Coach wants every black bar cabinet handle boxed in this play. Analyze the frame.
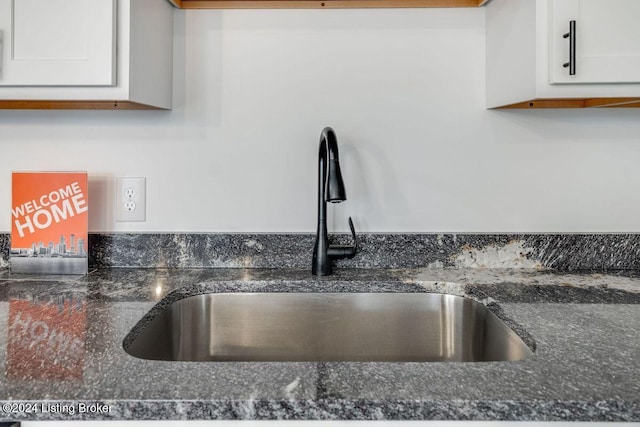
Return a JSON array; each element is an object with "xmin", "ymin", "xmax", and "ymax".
[{"xmin": 563, "ymin": 20, "xmax": 576, "ymax": 76}]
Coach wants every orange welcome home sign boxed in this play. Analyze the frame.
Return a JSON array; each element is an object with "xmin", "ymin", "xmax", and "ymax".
[{"xmin": 11, "ymin": 172, "xmax": 89, "ymax": 274}]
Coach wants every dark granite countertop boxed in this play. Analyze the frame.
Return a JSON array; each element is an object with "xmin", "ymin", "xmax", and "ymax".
[{"xmin": 1, "ymin": 267, "xmax": 640, "ymax": 421}]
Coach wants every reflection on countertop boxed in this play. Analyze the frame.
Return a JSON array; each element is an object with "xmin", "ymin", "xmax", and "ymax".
[{"xmin": 0, "ymin": 267, "xmax": 639, "ymax": 421}]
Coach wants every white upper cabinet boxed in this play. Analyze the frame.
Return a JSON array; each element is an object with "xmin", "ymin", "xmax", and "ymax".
[
  {"xmin": 0, "ymin": 0, "xmax": 174, "ymax": 109},
  {"xmin": 486, "ymin": 0, "xmax": 640, "ymax": 108},
  {"xmin": 0, "ymin": 0, "xmax": 116, "ymax": 86},
  {"xmin": 550, "ymin": 0, "xmax": 640, "ymax": 84}
]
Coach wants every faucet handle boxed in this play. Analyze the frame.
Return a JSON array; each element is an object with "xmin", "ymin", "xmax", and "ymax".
[
  {"xmin": 347, "ymin": 217, "xmax": 358, "ymax": 258},
  {"xmin": 328, "ymin": 217, "xmax": 358, "ymax": 260}
]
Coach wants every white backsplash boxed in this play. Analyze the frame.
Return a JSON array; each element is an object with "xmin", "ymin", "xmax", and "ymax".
[{"xmin": 1, "ymin": 8, "xmax": 640, "ymax": 233}]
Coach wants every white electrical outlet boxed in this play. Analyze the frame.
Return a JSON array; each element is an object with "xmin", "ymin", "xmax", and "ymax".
[
  {"xmin": 116, "ymin": 177, "xmax": 146, "ymax": 222},
  {"xmin": 124, "ymin": 188, "xmax": 136, "ymax": 199}
]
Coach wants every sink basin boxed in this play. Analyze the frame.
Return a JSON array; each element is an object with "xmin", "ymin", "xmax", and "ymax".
[{"xmin": 124, "ymin": 293, "xmax": 532, "ymax": 362}]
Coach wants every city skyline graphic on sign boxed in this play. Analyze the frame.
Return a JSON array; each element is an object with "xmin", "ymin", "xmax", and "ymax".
[{"xmin": 10, "ymin": 233, "xmax": 87, "ymax": 258}]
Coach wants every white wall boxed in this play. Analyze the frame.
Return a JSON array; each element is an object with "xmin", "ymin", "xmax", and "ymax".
[{"xmin": 2, "ymin": 7, "xmax": 640, "ymax": 233}]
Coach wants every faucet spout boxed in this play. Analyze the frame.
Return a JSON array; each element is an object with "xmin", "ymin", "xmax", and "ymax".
[{"xmin": 312, "ymin": 127, "xmax": 358, "ymax": 276}]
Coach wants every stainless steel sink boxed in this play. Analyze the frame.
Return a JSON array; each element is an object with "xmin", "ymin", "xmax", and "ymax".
[{"xmin": 124, "ymin": 293, "xmax": 532, "ymax": 362}]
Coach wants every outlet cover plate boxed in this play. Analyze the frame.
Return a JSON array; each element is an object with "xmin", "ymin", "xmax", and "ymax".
[{"xmin": 116, "ymin": 177, "xmax": 146, "ymax": 222}]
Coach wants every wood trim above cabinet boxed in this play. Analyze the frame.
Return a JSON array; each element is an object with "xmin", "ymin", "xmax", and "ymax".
[
  {"xmin": 0, "ymin": 101, "xmax": 165, "ymax": 110},
  {"xmin": 174, "ymin": 0, "xmax": 486, "ymax": 8},
  {"xmin": 494, "ymin": 98, "xmax": 640, "ymax": 109}
]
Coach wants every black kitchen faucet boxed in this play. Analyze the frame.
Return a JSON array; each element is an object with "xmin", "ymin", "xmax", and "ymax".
[{"xmin": 311, "ymin": 127, "xmax": 358, "ymax": 276}]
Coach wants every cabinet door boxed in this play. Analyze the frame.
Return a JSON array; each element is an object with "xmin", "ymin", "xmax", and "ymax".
[
  {"xmin": 0, "ymin": 0, "xmax": 115, "ymax": 86},
  {"xmin": 550, "ymin": 0, "xmax": 640, "ymax": 84}
]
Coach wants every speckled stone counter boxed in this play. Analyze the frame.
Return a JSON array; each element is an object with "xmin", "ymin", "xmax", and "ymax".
[
  {"xmin": 1, "ymin": 268, "xmax": 640, "ymax": 421},
  {"xmin": 7, "ymin": 232, "xmax": 640, "ymax": 270}
]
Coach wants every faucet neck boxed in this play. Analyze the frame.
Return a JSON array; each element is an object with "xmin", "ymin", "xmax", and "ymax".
[
  {"xmin": 317, "ymin": 128, "xmax": 339, "ymax": 218},
  {"xmin": 313, "ymin": 128, "xmax": 335, "ymax": 275}
]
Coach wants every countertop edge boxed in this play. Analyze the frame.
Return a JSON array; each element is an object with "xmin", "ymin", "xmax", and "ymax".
[{"xmin": 1, "ymin": 398, "xmax": 639, "ymax": 421}]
